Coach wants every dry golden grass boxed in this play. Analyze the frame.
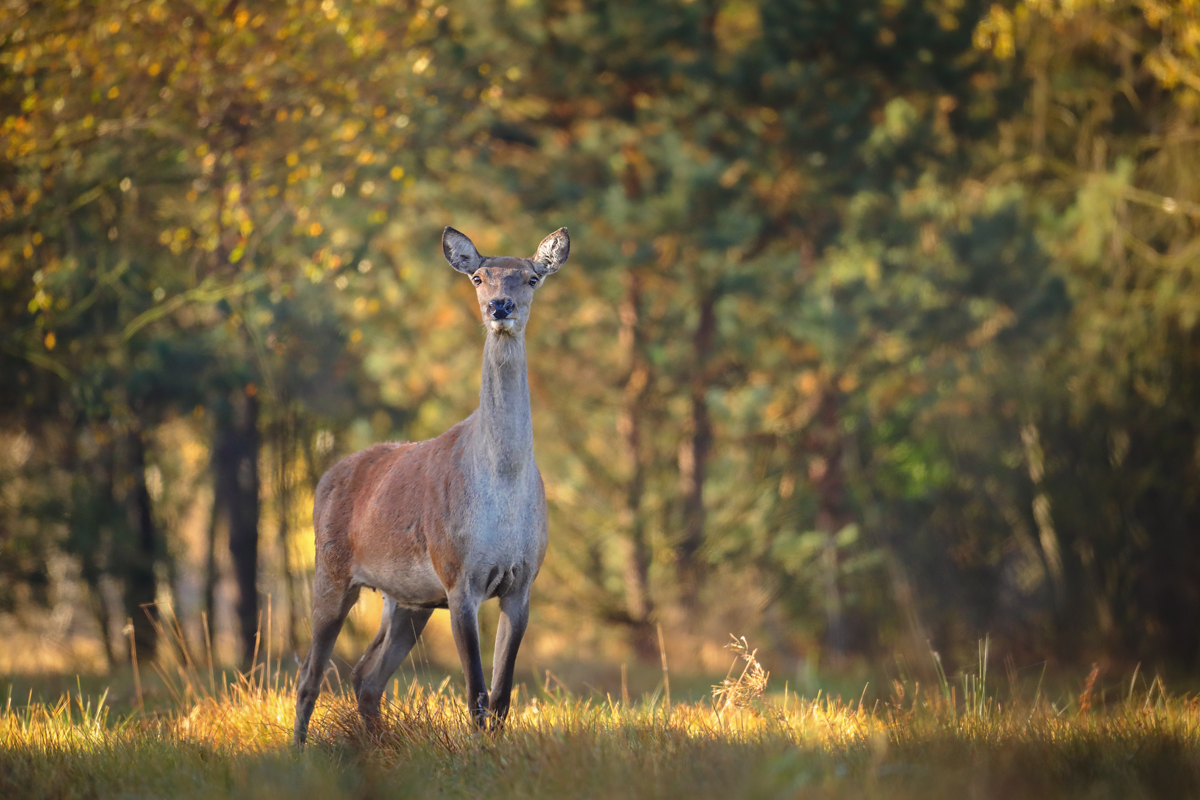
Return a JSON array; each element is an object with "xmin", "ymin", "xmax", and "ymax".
[{"xmin": 2, "ymin": 643, "xmax": 1199, "ymax": 799}]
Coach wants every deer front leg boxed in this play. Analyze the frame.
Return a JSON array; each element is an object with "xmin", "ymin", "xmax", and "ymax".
[
  {"xmin": 488, "ymin": 592, "xmax": 529, "ymax": 731},
  {"xmin": 448, "ymin": 591, "xmax": 489, "ymax": 729}
]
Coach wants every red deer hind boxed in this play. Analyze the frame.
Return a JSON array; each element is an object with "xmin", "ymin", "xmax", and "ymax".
[{"xmin": 293, "ymin": 226, "xmax": 570, "ymax": 745}]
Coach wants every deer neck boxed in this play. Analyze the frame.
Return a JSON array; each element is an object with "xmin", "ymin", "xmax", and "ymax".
[{"xmin": 475, "ymin": 332, "xmax": 534, "ymax": 476}]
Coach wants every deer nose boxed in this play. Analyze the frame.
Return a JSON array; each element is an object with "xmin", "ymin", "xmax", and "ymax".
[{"xmin": 489, "ymin": 298, "xmax": 515, "ymax": 319}]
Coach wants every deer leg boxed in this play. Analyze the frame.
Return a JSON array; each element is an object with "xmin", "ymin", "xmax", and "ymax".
[
  {"xmin": 352, "ymin": 598, "xmax": 431, "ymax": 726},
  {"xmin": 293, "ymin": 581, "xmax": 359, "ymax": 746},
  {"xmin": 448, "ymin": 591, "xmax": 489, "ymax": 729},
  {"xmin": 487, "ymin": 592, "xmax": 529, "ymax": 731},
  {"xmin": 351, "ymin": 606, "xmax": 390, "ymax": 701}
]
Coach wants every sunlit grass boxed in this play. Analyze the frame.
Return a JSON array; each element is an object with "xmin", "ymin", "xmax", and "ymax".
[{"xmin": 2, "ymin": 646, "xmax": 1199, "ymax": 799}]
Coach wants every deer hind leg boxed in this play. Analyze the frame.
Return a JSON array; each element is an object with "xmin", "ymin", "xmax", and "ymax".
[
  {"xmin": 448, "ymin": 589, "xmax": 489, "ymax": 729},
  {"xmin": 488, "ymin": 591, "xmax": 530, "ymax": 731},
  {"xmin": 293, "ymin": 573, "xmax": 359, "ymax": 747},
  {"xmin": 352, "ymin": 597, "xmax": 432, "ymax": 726}
]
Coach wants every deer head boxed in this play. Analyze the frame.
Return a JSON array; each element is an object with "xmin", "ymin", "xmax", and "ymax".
[{"xmin": 442, "ymin": 227, "xmax": 570, "ymax": 337}]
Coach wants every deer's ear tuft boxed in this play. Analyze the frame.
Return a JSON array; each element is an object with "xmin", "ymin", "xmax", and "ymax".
[
  {"xmin": 443, "ymin": 227, "xmax": 483, "ymax": 274},
  {"xmin": 533, "ymin": 227, "xmax": 570, "ymax": 275}
]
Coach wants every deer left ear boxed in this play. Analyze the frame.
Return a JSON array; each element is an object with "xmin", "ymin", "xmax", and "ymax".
[
  {"xmin": 443, "ymin": 227, "xmax": 484, "ymax": 274},
  {"xmin": 533, "ymin": 227, "xmax": 570, "ymax": 275}
]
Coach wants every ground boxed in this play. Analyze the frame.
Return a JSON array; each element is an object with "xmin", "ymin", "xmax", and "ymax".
[{"xmin": 2, "ymin": 647, "xmax": 1198, "ymax": 799}]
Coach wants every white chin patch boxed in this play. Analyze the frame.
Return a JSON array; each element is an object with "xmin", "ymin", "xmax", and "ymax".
[{"xmin": 488, "ymin": 319, "xmax": 516, "ymax": 333}]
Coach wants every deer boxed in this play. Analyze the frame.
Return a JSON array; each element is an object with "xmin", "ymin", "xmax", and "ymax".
[{"xmin": 292, "ymin": 226, "xmax": 570, "ymax": 746}]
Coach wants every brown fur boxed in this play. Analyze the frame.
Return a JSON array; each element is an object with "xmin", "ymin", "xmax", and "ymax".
[{"xmin": 320, "ymin": 428, "xmax": 471, "ymax": 595}]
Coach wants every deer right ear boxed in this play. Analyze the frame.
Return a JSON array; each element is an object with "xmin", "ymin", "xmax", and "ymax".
[
  {"xmin": 442, "ymin": 227, "xmax": 483, "ymax": 274},
  {"xmin": 533, "ymin": 227, "xmax": 570, "ymax": 275}
]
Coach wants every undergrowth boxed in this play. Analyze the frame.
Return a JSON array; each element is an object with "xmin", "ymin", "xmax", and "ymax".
[{"xmin": 2, "ymin": 639, "xmax": 1198, "ymax": 799}]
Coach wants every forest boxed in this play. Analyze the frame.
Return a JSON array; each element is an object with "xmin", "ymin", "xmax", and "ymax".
[{"xmin": 2, "ymin": 0, "xmax": 1199, "ymax": 690}]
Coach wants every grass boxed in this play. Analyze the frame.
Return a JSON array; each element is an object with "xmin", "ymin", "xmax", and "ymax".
[{"xmin": 2, "ymin": 641, "xmax": 1199, "ymax": 799}]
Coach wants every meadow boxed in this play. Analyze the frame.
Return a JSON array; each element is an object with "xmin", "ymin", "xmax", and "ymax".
[{"xmin": 3, "ymin": 638, "xmax": 1198, "ymax": 800}]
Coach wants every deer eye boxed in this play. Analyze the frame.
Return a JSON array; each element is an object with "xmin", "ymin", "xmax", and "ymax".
[
  {"xmin": 472, "ymin": 275, "xmax": 482, "ymax": 286},
  {"xmin": 529, "ymin": 277, "xmax": 538, "ymax": 287}
]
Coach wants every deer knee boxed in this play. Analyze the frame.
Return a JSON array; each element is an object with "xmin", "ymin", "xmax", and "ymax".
[
  {"xmin": 353, "ymin": 666, "xmax": 381, "ymax": 703},
  {"xmin": 296, "ymin": 682, "xmax": 321, "ymax": 707},
  {"xmin": 357, "ymin": 689, "xmax": 382, "ymax": 718}
]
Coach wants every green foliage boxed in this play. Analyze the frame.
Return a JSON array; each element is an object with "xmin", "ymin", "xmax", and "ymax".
[{"xmin": 2, "ymin": 0, "xmax": 1200, "ymax": 671}]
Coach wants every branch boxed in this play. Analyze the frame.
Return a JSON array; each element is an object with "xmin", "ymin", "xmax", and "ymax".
[
  {"xmin": 121, "ymin": 274, "xmax": 268, "ymax": 341},
  {"xmin": 3, "ymin": 346, "xmax": 73, "ymax": 382}
]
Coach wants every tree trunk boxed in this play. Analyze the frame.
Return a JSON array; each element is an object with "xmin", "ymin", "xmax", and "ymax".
[
  {"xmin": 216, "ymin": 389, "xmax": 261, "ymax": 667},
  {"xmin": 618, "ymin": 269, "xmax": 656, "ymax": 658},
  {"xmin": 72, "ymin": 431, "xmax": 118, "ymax": 670},
  {"xmin": 275, "ymin": 408, "xmax": 299, "ymax": 651},
  {"xmin": 1020, "ymin": 422, "xmax": 1064, "ymax": 595},
  {"xmin": 122, "ymin": 424, "xmax": 158, "ymax": 664},
  {"xmin": 807, "ymin": 391, "xmax": 848, "ymax": 660},
  {"xmin": 82, "ymin": 564, "xmax": 115, "ymax": 670},
  {"xmin": 677, "ymin": 288, "xmax": 715, "ymax": 616},
  {"xmin": 819, "ymin": 524, "xmax": 845, "ymax": 658},
  {"xmin": 203, "ymin": 476, "xmax": 222, "ymax": 656}
]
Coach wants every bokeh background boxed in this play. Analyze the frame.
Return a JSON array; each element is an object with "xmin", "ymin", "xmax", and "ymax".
[{"xmin": 2, "ymin": 0, "xmax": 1198, "ymax": 691}]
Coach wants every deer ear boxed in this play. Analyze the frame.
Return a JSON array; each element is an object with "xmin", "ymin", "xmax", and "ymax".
[
  {"xmin": 532, "ymin": 227, "xmax": 570, "ymax": 275},
  {"xmin": 442, "ymin": 227, "xmax": 483, "ymax": 274}
]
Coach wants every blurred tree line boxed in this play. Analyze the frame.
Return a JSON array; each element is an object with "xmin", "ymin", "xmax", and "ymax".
[{"xmin": 1, "ymin": 0, "xmax": 1198, "ymax": 673}]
